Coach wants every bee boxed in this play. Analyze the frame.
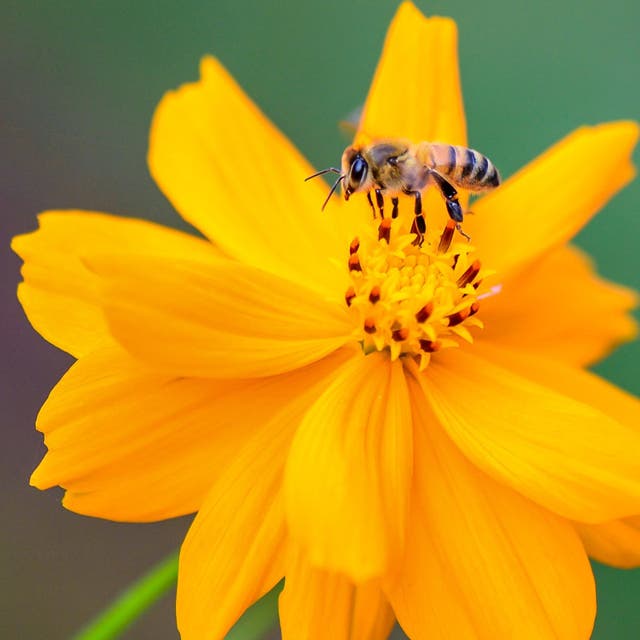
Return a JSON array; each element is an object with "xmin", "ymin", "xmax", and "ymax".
[{"xmin": 306, "ymin": 139, "xmax": 501, "ymax": 244}]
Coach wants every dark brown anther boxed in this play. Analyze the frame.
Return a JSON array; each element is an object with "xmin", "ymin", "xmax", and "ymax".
[
  {"xmin": 349, "ymin": 237, "xmax": 360, "ymax": 255},
  {"xmin": 368, "ymin": 286, "xmax": 381, "ymax": 304},
  {"xmin": 473, "ymin": 280, "xmax": 482, "ymax": 290},
  {"xmin": 419, "ymin": 339, "xmax": 441, "ymax": 353},
  {"xmin": 469, "ymin": 302, "xmax": 480, "ymax": 316},
  {"xmin": 345, "ymin": 286, "xmax": 356, "ymax": 307},
  {"xmin": 392, "ymin": 327, "xmax": 409, "ymax": 342},
  {"xmin": 348, "ymin": 254, "xmax": 362, "ymax": 272},
  {"xmin": 457, "ymin": 260, "xmax": 481, "ymax": 287},
  {"xmin": 415, "ymin": 301, "xmax": 434, "ymax": 323},
  {"xmin": 447, "ymin": 307, "xmax": 471, "ymax": 327},
  {"xmin": 438, "ymin": 220, "xmax": 456, "ymax": 253},
  {"xmin": 378, "ymin": 218, "xmax": 392, "ymax": 243},
  {"xmin": 364, "ymin": 317, "xmax": 376, "ymax": 334},
  {"xmin": 452, "ymin": 254, "xmax": 459, "ymax": 269}
]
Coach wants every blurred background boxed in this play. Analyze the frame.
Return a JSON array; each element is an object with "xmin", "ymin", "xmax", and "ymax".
[{"xmin": 2, "ymin": 0, "xmax": 639, "ymax": 637}]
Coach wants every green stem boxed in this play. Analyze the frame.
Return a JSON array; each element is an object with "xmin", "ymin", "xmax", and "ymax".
[{"xmin": 71, "ymin": 550, "xmax": 179, "ymax": 640}]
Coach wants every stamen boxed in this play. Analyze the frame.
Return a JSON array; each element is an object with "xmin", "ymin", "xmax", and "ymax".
[
  {"xmin": 369, "ymin": 286, "xmax": 381, "ymax": 303},
  {"xmin": 349, "ymin": 237, "xmax": 360, "ymax": 254},
  {"xmin": 447, "ymin": 307, "xmax": 471, "ymax": 326},
  {"xmin": 348, "ymin": 254, "xmax": 362, "ymax": 272},
  {"xmin": 469, "ymin": 301, "xmax": 480, "ymax": 316},
  {"xmin": 457, "ymin": 260, "xmax": 481, "ymax": 287},
  {"xmin": 392, "ymin": 327, "xmax": 409, "ymax": 341},
  {"xmin": 378, "ymin": 218, "xmax": 392, "ymax": 243},
  {"xmin": 419, "ymin": 339, "xmax": 441, "ymax": 353},
  {"xmin": 345, "ymin": 286, "xmax": 356, "ymax": 306},
  {"xmin": 415, "ymin": 302, "xmax": 434, "ymax": 323},
  {"xmin": 438, "ymin": 220, "xmax": 456, "ymax": 253},
  {"xmin": 364, "ymin": 318, "xmax": 376, "ymax": 334}
]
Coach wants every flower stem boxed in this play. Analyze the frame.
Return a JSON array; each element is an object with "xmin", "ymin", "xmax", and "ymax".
[{"xmin": 71, "ymin": 549, "xmax": 179, "ymax": 640}]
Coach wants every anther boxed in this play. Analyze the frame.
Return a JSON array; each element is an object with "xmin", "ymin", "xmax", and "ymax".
[
  {"xmin": 345, "ymin": 286, "xmax": 356, "ymax": 307},
  {"xmin": 378, "ymin": 218, "xmax": 392, "ymax": 243},
  {"xmin": 348, "ymin": 254, "xmax": 362, "ymax": 272},
  {"xmin": 392, "ymin": 327, "xmax": 409, "ymax": 342},
  {"xmin": 469, "ymin": 302, "xmax": 480, "ymax": 316},
  {"xmin": 415, "ymin": 301, "xmax": 434, "ymax": 323},
  {"xmin": 457, "ymin": 260, "xmax": 481, "ymax": 287},
  {"xmin": 447, "ymin": 307, "xmax": 471, "ymax": 327},
  {"xmin": 438, "ymin": 220, "xmax": 456, "ymax": 253},
  {"xmin": 349, "ymin": 237, "xmax": 360, "ymax": 255},
  {"xmin": 369, "ymin": 286, "xmax": 381, "ymax": 304},
  {"xmin": 419, "ymin": 339, "xmax": 441, "ymax": 353},
  {"xmin": 364, "ymin": 317, "xmax": 376, "ymax": 334}
]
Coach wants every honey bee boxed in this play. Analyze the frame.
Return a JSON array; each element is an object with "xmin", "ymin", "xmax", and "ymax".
[{"xmin": 306, "ymin": 139, "xmax": 501, "ymax": 243}]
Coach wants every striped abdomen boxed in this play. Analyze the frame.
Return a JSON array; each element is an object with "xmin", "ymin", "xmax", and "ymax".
[{"xmin": 424, "ymin": 143, "xmax": 501, "ymax": 192}]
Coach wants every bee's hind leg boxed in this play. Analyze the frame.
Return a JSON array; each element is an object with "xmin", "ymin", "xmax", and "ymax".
[
  {"xmin": 429, "ymin": 170, "xmax": 471, "ymax": 241},
  {"xmin": 375, "ymin": 188, "xmax": 385, "ymax": 218}
]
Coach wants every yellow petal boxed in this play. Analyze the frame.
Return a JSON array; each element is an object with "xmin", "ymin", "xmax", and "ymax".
[
  {"xmin": 479, "ymin": 244, "xmax": 637, "ymax": 367},
  {"xmin": 386, "ymin": 375, "xmax": 595, "ymax": 640},
  {"xmin": 177, "ymin": 403, "xmax": 294, "ymax": 639},
  {"xmin": 148, "ymin": 56, "xmax": 347, "ymax": 296},
  {"xmin": 284, "ymin": 352, "xmax": 412, "ymax": 581},
  {"xmin": 357, "ymin": 2, "xmax": 466, "ymax": 146},
  {"xmin": 280, "ymin": 547, "xmax": 395, "ymax": 640},
  {"xmin": 468, "ymin": 122, "xmax": 638, "ymax": 279},
  {"xmin": 473, "ymin": 342, "xmax": 640, "ymax": 433},
  {"xmin": 12, "ymin": 210, "xmax": 216, "ymax": 357},
  {"xmin": 418, "ymin": 349, "xmax": 640, "ymax": 523},
  {"xmin": 33, "ymin": 346, "xmax": 354, "ymax": 521},
  {"xmin": 575, "ymin": 516, "xmax": 640, "ymax": 569},
  {"xmin": 88, "ymin": 252, "xmax": 353, "ymax": 379}
]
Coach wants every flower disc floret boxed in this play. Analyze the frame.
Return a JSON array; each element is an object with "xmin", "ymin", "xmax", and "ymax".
[{"xmin": 345, "ymin": 220, "xmax": 491, "ymax": 368}]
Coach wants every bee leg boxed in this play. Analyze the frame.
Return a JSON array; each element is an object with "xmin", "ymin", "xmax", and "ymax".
[
  {"xmin": 405, "ymin": 190, "xmax": 425, "ymax": 246},
  {"xmin": 391, "ymin": 197, "xmax": 399, "ymax": 219},
  {"xmin": 366, "ymin": 192, "xmax": 376, "ymax": 219},
  {"xmin": 375, "ymin": 188, "xmax": 385, "ymax": 218},
  {"xmin": 429, "ymin": 170, "xmax": 471, "ymax": 241}
]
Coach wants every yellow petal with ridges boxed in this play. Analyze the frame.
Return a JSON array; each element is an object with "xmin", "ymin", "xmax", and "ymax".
[
  {"xmin": 12, "ymin": 210, "xmax": 217, "ymax": 357},
  {"xmin": 386, "ymin": 374, "xmax": 595, "ymax": 640},
  {"xmin": 284, "ymin": 352, "xmax": 412, "ymax": 582},
  {"xmin": 479, "ymin": 244, "xmax": 637, "ymax": 367},
  {"xmin": 177, "ymin": 346, "xmax": 357, "ymax": 639},
  {"xmin": 466, "ymin": 122, "xmax": 638, "ymax": 279},
  {"xmin": 149, "ymin": 56, "xmax": 348, "ymax": 296},
  {"xmin": 33, "ymin": 346, "xmax": 355, "ymax": 521},
  {"xmin": 88, "ymin": 252, "xmax": 352, "ymax": 379},
  {"xmin": 419, "ymin": 349, "xmax": 640, "ymax": 523},
  {"xmin": 473, "ymin": 342, "xmax": 640, "ymax": 433},
  {"xmin": 356, "ymin": 2, "xmax": 466, "ymax": 146},
  {"xmin": 279, "ymin": 547, "xmax": 395, "ymax": 640}
]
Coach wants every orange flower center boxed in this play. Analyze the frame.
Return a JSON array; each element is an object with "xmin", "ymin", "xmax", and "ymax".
[{"xmin": 345, "ymin": 219, "xmax": 491, "ymax": 369}]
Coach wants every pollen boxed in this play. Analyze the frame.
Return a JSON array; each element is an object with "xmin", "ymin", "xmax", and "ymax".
[{"xmin": 344, "ymin": 220, "xmax": 492, "ymax": 369}]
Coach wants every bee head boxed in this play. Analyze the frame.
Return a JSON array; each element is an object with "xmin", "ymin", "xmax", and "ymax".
[{"xmin": 341, "ymin": 146, "xmax": 370, "ymax": 200}]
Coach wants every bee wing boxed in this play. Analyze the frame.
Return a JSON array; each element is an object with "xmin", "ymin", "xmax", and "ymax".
[{"xmin": 338, "ymin": 105, "xmax": 363, "ymax": 141}]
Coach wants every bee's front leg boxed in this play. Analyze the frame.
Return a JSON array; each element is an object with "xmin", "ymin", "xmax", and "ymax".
[
  {"xmin": 404, "ymin": 189, "xmax": 425, "ymax": 246},
  {"xmin": 366, "ymin": 192, "xmax": 376, "ymax": 219}
]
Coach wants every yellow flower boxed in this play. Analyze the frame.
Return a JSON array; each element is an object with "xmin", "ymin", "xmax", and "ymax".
[{"xmin": 12, "ymin": 2, "xmax": 640, "ymax": 638}]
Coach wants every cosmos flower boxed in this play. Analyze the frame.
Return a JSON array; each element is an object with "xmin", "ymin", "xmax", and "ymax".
[{"xmin": 13, "ymin": 2, "xmax": 640, "ymax": 639}]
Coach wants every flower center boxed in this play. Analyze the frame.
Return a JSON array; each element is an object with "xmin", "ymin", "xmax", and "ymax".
[{"xmin": 345, "ymin": 219, "xmax": 493, "ymax": 369}]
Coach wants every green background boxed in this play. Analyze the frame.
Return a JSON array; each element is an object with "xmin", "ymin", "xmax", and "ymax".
[{"xmin": 2, "ymin": 0, "xmax": 638, "ymax": 638}]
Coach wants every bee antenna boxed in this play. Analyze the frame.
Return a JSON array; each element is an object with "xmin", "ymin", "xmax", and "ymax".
[
  {"xmin": 321, "ymin": 174, "xmax": 345, "ymax": 211},
  {"xmin": 305, "ymin": 167, "xmax": 341, "ymax": 182}
]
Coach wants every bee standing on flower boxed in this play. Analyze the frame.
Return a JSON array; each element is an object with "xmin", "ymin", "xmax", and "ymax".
[{"xmin": 307, "ymin": 139, "xmax": 500, "ymax": 244}]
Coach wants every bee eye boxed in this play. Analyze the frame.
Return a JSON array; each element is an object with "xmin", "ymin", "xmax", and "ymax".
[{"xmin": 350, "ymin": 156, "xmax": 368, "ymax": 186}]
